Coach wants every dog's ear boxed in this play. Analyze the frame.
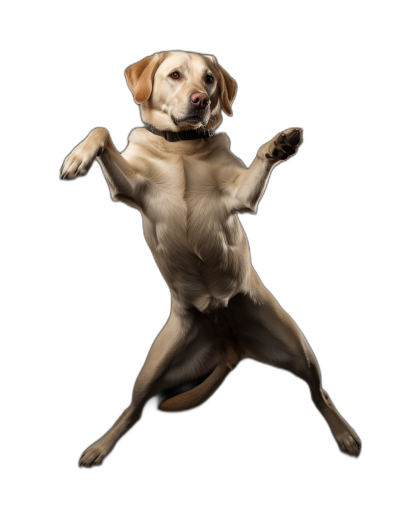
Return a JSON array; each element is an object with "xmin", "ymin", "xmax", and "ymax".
[
  {"xmin": 125, "ymin": 53, "xmax": 165, "ymax": 104},
  {"xmin": 206, "ymin": 54, "xmax": 237, "ymax": 117}
]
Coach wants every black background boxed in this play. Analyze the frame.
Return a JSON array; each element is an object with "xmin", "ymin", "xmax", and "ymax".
[{"xmin": 33, "ymin": 10, "xmax": 382, "ymax": 518}]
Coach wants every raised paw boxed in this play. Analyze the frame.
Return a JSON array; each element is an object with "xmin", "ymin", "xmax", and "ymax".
[
  {"xmin": 60, "ymin": 143, "xmax": 100, "ymax": 180},
  {"xmin": 265, "ymin": 127, "xmax": 303, "ymax": 162},
  {"xmin": 60, "ymin": 128, "xmax": 109, "ymax": 180}
]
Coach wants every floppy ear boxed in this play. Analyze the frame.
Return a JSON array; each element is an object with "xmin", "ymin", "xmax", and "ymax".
[
  {"xmin": 125, "ymin": 53, "xmax": 165, "ymax": 104},
  {"xmin": 206, "ymin": 55, "xmax": 237, "ymax": 116}
]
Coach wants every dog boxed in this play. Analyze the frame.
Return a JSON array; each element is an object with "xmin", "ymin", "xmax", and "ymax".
[{"xmin": 60, "ymin": 51, "xmax": 361, "ymax": 467}]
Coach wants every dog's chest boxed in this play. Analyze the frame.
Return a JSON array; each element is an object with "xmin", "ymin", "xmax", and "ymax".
[
  {"xmin": 141, "ymin": 150, "xmax": 250, "ymax": 305},
  {"xmin": 145, "ymin": 154, "xmax": 240, "ymax": 254},
  {"xmin": 180, "ymin": 156, "xmax": 242, "ymax": 258}
]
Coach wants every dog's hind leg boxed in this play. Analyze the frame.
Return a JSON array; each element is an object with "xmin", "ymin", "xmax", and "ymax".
[
  {"xmin": 232, "ymin": 272, "xmax": 362, "ymax": 457},
  {"xmin": 79, "ymin": 306, "xmax": 209, "ymax": 467}
]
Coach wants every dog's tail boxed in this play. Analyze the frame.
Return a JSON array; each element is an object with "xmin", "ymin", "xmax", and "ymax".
[{"xmin": 158, "ymin": 364, "xmax": 230, "ymax": 412}]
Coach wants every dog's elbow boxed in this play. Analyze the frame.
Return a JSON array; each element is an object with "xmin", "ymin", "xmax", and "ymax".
[{"xmin": 232, "ymin": 193, "xmax": 258, "ymax": 215}]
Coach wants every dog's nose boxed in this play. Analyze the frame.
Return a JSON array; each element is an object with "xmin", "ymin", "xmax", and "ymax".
[{"xmin": 191, "ymin": 92, "xmax": 209, "ymax": 109}]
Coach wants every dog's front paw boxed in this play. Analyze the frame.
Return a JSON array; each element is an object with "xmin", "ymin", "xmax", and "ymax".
[
  {"xmin": 60, "ymin": 141, "xmax": 100, "ymax": 180},
  {"xmin": 264, "ymin": 128, "xmax": 303, "ymax": 162}
]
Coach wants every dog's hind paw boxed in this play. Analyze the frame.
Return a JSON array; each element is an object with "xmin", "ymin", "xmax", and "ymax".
[
  {"xmin": 335, "ymin": 430, "xmax": 362, "ymax": 457},
  {"xmin": 264, "ymin": 127, "xmax": 303, "ymax": 162},
  {"xmin": 79, "ymin": 439, "xmax": 113, "ymax": 468}
]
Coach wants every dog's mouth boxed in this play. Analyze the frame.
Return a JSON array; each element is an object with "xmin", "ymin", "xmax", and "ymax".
[{"xmin": 171, "ymin": 111, "xmax": 210, "ymax": 128}]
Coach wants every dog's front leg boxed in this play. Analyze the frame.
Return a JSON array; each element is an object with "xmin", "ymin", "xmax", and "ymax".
[
  {"xmin": 61, "ymin": 128, "xmax": 146, "ymax": 208},
  {"xmin": 233, "ymin": 128, "xmax": 303, "ymax": 214}
]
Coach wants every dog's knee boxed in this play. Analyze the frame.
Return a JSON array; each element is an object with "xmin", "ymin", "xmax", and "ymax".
[{"xmin": 309, "ymin": 383, "xmax": 335, "ymax": 413}]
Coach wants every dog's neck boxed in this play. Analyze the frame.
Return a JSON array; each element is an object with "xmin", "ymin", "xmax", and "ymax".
[
  {"xmin": 143, "ymin": 122, "xmax": 216, "ymax": 143},
  {"xmin": 139, "ymin": 100, "xmax": 222, "ymax": 143}
]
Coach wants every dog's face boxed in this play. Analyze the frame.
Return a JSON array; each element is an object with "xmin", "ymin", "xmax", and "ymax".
[{"xmin": 125, "ymin": 51, "xmax": 237, "ymax": 132}]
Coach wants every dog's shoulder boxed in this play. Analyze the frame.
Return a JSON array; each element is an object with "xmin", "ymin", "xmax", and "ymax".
[
  {"xmin": 123, "ymin": 128, "xmax": 245, "ymax": 190},
  {"xmin": 206, "ymin": 133, "xmax": 247, "ymax": 177},
  {"xmin": 126, "ymin": 127, "xmax": 161, "ymax": 156}
]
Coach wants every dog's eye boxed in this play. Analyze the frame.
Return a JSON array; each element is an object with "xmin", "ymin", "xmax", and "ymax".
[
  {"xmin": 205, "ymin": 74, "xmax": 214, "ymax": 84},
  {"xmin": 170, "ymin": 71, "xmax": 180, "ymax": 80}
]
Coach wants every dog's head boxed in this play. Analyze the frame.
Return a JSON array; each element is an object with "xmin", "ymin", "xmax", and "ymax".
[{"xmin": 125, "ymin": 51, "xmax": 237, "ymax": 132}]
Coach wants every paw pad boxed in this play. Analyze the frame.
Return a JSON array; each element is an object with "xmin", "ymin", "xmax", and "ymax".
[{"xmin": 266, "ymin": 128, "xmax": 303, "ymax": 161}]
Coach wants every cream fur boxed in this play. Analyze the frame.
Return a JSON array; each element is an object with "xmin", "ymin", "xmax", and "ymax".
[{"xmin": 61, "ymin": 51, "xmax": 361, "ymax": 467}]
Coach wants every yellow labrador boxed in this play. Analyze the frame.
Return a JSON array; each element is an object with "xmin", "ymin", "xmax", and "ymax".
[{"xmin": 61, "ymin": 51, "xmax": 361, "ymax": 467}]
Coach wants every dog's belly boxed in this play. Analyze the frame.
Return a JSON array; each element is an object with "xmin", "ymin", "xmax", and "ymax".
[
  {"xmin": 191, "ymin": 220, "xmax": 251, "ymax": 311},
  {"xmin": 142, "ymin": 209, "xmax": 251, "ymax": 312}
]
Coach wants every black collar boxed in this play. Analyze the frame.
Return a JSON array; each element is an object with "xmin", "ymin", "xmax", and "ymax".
[{"xmin": 144, "ymin": 123, "xmax": 215, "ymax": 142}]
